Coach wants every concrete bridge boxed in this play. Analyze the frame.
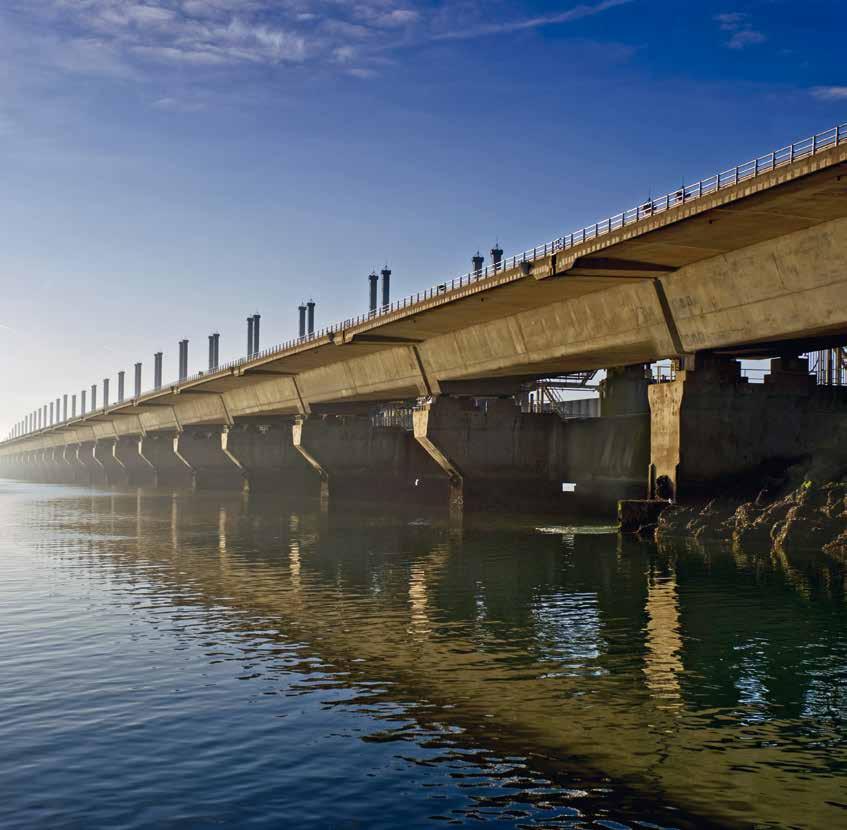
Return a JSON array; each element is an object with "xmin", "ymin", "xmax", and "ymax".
[{"xmin": 3, "ymin": 123, "xmax": 847, "ymax": 512}]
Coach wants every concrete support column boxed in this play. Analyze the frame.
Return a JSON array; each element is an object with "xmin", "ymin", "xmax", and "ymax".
[
  {"xmin": 292, "ymin": 416, "xmax": 330, "ymax": 510},
  {"xmin": 114, "ymin": 436, "xmax": 156, "ymax": 487},
  {"xmin": 412, "ymin": 400, "xmax": 465, "ymax": 520},
  {"xmin": 77, "ymin": 441, "xmax": 103, "ymax": 485},
  {"xmin": 173, "ymin": 426, "xmax": 242, "ymax": 491},
  {"xmin": 221, "ymin": 421, "xmax": 314, "ymax": 494},
  {"xmin": 60, "ymin": 445, "xmax": 81, "ymax": 484},
  {"xmin": 65, "ymin": 444, "xmax": 89, "ymax": 484},
  {"xmin": 647, "ymin": 353, "xmax": 827, "ymax": 503},
  {"xmin": 93, "ymin": 439, "xmax": 128, "ymax": 486},
  {"xmin": 139, "ymin": 432, "xmax": 193, "ymax": 489},
  {"xmin": 292, "ymin": 414, "xmax": 432, "ymax": 510},
  {"xmin": 599, "ymin": 364, "xmax": 651, "ymax": 416}
]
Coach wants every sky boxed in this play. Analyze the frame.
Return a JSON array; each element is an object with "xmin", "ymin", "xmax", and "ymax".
[{"xmin": 1, "ymin": 0, "xmax": 845, "ymax": 436}]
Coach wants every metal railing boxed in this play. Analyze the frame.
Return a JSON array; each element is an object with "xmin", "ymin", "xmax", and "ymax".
[{"xmin": 8, "ymin": 122, "xmax": 847, "ymax": 442}]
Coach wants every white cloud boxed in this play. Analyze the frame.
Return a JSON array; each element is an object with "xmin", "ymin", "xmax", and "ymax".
[
  {"xmin": 811, "ymin": 86, "xmax": 847, "ymax": 101},
  {"xmin": 433, "ymin": 0, "xmax": 633, "ymax": 41},
  {"xmin": 0, "ymin": 0, "xmax": 637, "ymax": 105},
  {"xmin": 727, "ymin": 29, "xmax": 766, "ymax": 49},
  {"xmin": 714, "ymin": 11, "xmax": 766, "ymax": 50}
]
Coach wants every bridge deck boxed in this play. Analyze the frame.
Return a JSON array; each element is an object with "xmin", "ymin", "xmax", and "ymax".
[{"xmin": 5, "ymin": 133, "xmax": 847, "ymax": 447}]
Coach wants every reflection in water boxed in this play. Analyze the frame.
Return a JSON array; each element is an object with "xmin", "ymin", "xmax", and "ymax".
[
  {"xmin": 408, "ymin": 565, "xmax": 431, "ymax": 639},
  {"xmin": 644, "ymin": 563, "xmax": 683, "ymax": 709},
  {"xmin": 1, "ymin": 481, "xmax": 847, "ymax": 830}
]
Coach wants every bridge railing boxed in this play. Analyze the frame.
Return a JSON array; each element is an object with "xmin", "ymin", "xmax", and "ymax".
[
  {"xmin": 9, "ymin": 123, "xmax": 847, "ymax": 439},
  {"xmin": 169, "ymin": 124, "xmax": 847, "ymax": 391}
]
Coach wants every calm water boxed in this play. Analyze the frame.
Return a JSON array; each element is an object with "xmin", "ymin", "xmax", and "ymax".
[{"xmin": 1, "ymin": 481, "xmax": 846, "ymax": 829}]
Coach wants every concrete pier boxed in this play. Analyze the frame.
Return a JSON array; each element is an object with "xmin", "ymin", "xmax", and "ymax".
[
  {"xmin": 222, "ymin": 421, "xmax": 315, "ymax": 494},
  {"xmin": 294, "ymin": 414, "xmax": 436, "ymax": 510},
  {"xmin": 413, "ymin": 395, "xmax": 650, "ymax": 515},
  {"xmin": 93, "ymin": 439, "xmax": 128, "ymax": 487},
  {"xmin": 114, "ymin": 437, "xmax": 156, "ymax": 487},
  {"xmin": 649, "ymin": 354, "xmax": 847, "ymax": 501},
  {"xmin": 138, "ymin": 432, "xmax": 193, "ymax": 489},
  {"xmin": 174, "ymin": 427, "xmax": 243, "ymax": 491}
]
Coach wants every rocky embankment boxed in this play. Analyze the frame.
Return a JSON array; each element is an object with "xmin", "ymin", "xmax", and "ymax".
[{"xmin": 656, "ymin": 476, "xmax": 847, "ymax": 557}]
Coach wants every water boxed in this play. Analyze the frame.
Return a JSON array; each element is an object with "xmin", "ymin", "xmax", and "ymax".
[{"xmin": 1, "ymin": 481, "xmax": 845, "ymax": 829}]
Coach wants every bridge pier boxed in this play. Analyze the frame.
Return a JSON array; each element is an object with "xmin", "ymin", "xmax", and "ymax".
[
  {"xmin": 114, "ymin": 436, "xmax": 157, "ymax": 487},
  {"xmin": 293, "ymin": 414, "xmax": 430, "ymax": 511},
  {"xmin": 139, "ymin": 432, "xmax": 193, "ymax": 489},
  {"xmin": 64, "ymin": 444, "xmax": 89, "ymax": 485},
  {"xmin": 413, "ymin": 396, "xmax": 572, "ymax": 518},
  {"xmin": 58, "ymin": 446, "xmax": 80, "ymax": 484},
  {"xmin": 93, "ymin": 439, "xmax": 128, "ymax": 487},
  {"xmin": 599, "ymin": 365, "xmax": 650, "ymax": 416},
  {"xmin": 292, "ymin": 417, "xmax": 330, "ymax": 510},
  {"xmin": 75, "ymin": 441, "xmax": 105, "ymax": 485},
  {"xmin": 648, "ymin": 353, "xmax": 847, "ymax": 502},
  {"xmin": 38, "ymin": 448, "xmax": 58, "ymax": 483},
  {"xmin": 221, "ymin": 421, "xmax": 314, "ymax": 494},
  {"xmin": 174, "ymin": 426, "xmax": 243, "ymax": 491}
]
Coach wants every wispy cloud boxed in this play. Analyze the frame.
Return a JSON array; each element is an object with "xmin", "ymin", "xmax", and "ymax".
[
  {"xmin": 714, "ymin": 11, "xmax": 766, "ymax": 50},
  {"xmin": 811, "ymin": 86, "xmax": 847, "ymax": 101},
  {"xmin": 433, "ymin": 0, "xmax": 634, "ymax": 41},
  {"xmin": 0, "ymin": 0, "xmax": 636, "ymax": 106}
]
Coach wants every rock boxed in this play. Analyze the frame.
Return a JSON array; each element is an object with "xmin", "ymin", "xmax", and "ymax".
[
  {"xmin": 618, "ymin": 499, "xmax": 671, "ymax": 534},
  {"xmin": 823, "ymin": 530, "xmax": 847, "ymax": 558},
  {"xmin": 772, "ymin": 502, "xmax": 847, "ymax": 553},
  {"xmin": 655, "ymin": 505, "xmax": 696, "ymax": 540}
]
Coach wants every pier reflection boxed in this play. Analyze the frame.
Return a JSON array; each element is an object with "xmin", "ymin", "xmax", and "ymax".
[{"xmin": 26, "ymin": 488, "xmax": 847, "ymax": 829}]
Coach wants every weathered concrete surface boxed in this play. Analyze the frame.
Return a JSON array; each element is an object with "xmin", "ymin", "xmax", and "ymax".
[
  {"xmin": 138, "ymin": 432, "xmax": 193, "ymax": 489},
  {"xmin": 78, "ymin": 441, "xmax": 108, "ymax": 486},
  {"xmin": 114, "ymin": 436, "xmax": 156, "ymax": 487},
  {"xmin": 413, "ymin": 397, "xmax": 650, "ymax": 514},
  {"xmin": 94, "ymin": 439, "xmax": 128, "ymax": 487},
  {"xmin": 599, "ymin": 365, "xmax": 650, "ymax": 416},
  {"xmin": 560, "ymin": 414, "xmax": 650, "ymax": 503},
  {"xmin": 174, "ymin": 427, "xmax": 243, "ymax": 491},
  {"xmin": 222, "ymin": 421, "xmax": 315, "ymax": 493},
  {"xmin": 649, "ymin": 356, "xmax": 847, "ymax": 501},
  {"xmin": 294, "ymin": 415, "xmax": 438, "ymax": 509}
]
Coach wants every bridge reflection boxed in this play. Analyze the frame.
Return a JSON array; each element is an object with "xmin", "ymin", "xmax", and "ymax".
[{"xmin": 37, "ymin": 488, "xmax": 847, "ymax": 830}]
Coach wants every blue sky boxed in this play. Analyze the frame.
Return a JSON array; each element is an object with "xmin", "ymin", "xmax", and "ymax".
[{"xmin": 1, "ymin": 0, "xmax": 845, "ymax": 435}]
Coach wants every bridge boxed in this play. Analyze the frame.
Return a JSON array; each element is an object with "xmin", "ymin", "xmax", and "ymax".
[{"xmin": 3, "ymin": 123, "xmax": 847, "ymax": 512}]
